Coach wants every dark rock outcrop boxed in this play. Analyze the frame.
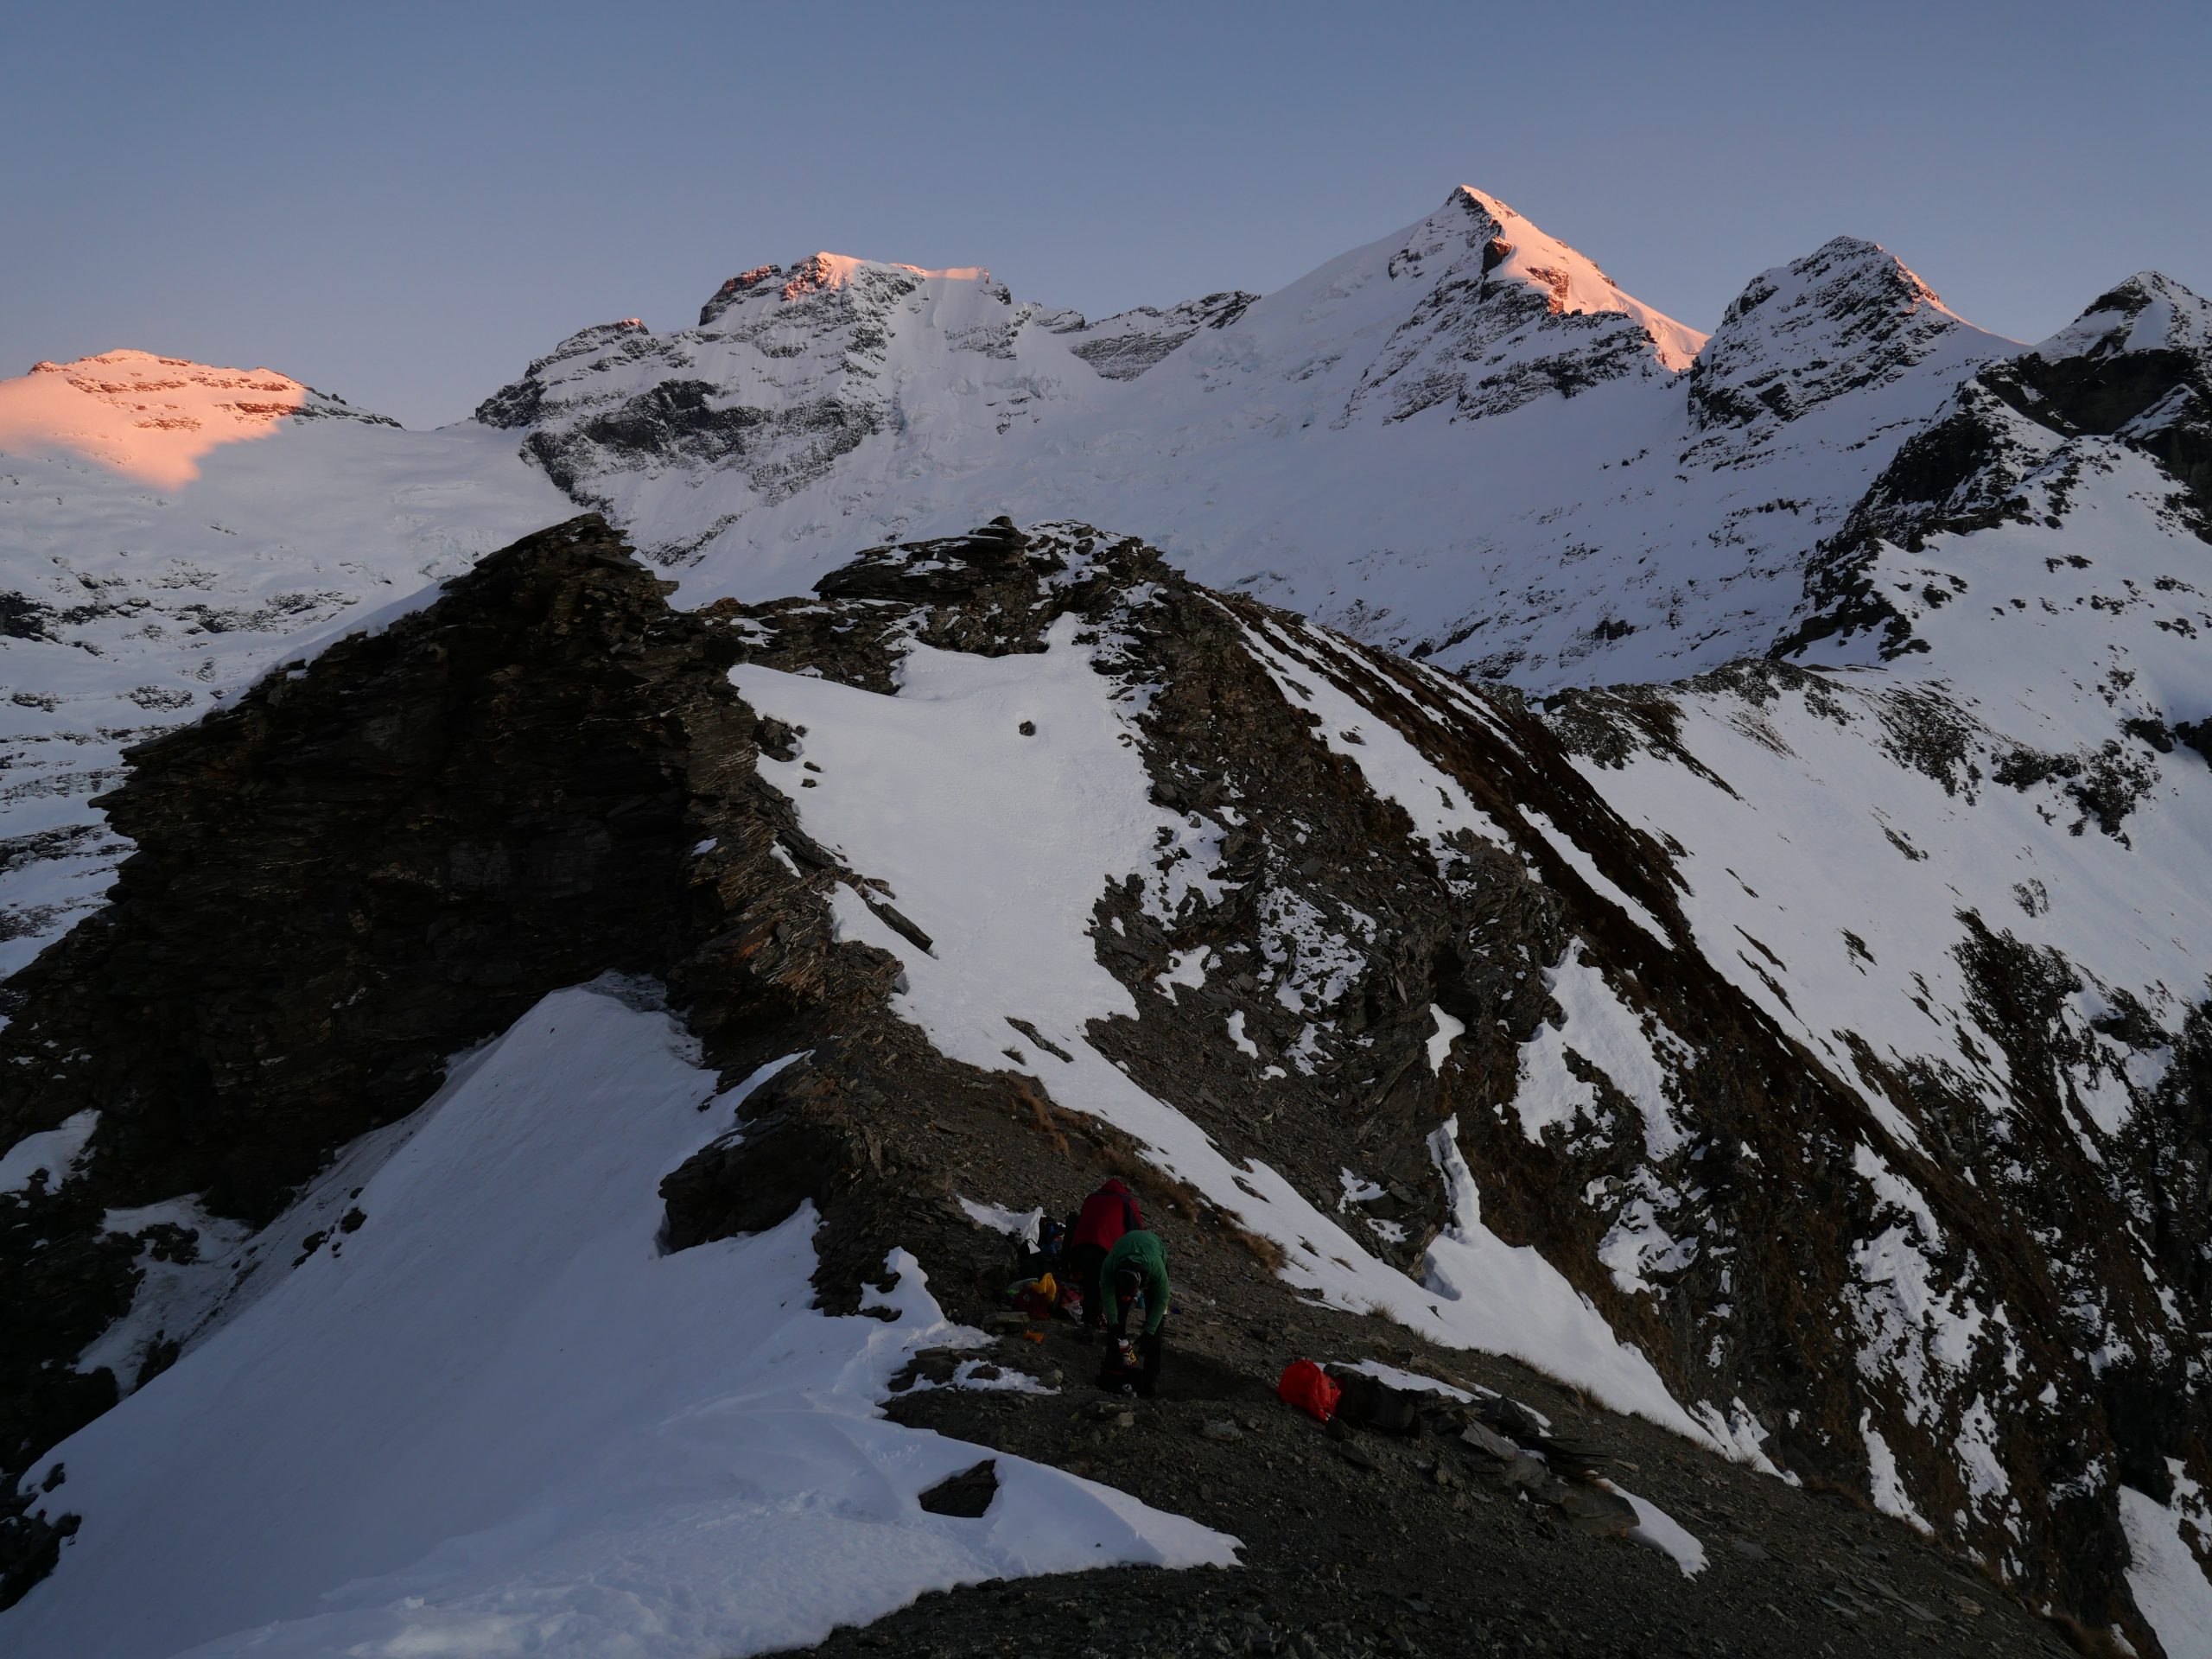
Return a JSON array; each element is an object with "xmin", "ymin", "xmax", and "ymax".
[
  {"xmin": 1, "ymin": 517, "xmax": 747, "ymax": 1228},
  {"xmin": 0, "ymin": 515, "xmax": 840, "ymax": 1599}
]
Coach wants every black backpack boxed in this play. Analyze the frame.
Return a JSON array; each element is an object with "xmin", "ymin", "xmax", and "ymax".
[{"xmin": 1327, "ymin": 1368, "xmax": 1425, "ymax": 1435}]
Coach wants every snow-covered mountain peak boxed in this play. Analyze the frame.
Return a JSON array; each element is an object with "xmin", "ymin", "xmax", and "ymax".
[
  {"xmin": 0, "ymin": 349, "xmax": 392, "ymax": 488},
  {"xmin": 784, "ymin": 251, "xmax": 992, "ymax": 297},
  {"xmin": 2036, "ymin": 269, "xmax": 2212, "ymax": 365},
  {"xmin": 1319, "ymin": 186, "xmax": 1705, "ymax": 428},
  {"xmin": 12, "ymin": 183, "xmax": 2212, "ymax": 1651},
  {"xmin": 448, "ymin": 188, "xmax": 2029, "ymax": 680},
  {"xmin": 468, "ymin": 241, "xmax": 1084, "ymax": 563},
  {"xmin": 1783, "ymin": 248, "xmax": 2212, "ymax": 683},
  {"xmin": 469, "ymin": 321, "xmax": 660, "ymax": 428},
  {"xmin": 696, "ymin": 254, "xmax": 999, "ymax": 327},
  {"xmin": 696, "ymin": 264, "xmax": 781, "ymax": 324},
  {"xmin": 1726, "ymin": 234, "xmax": 1958, "ymax": 321},
  {"xmin": 440, "ymin": 193, "xmax": 2206, "ymax": 709},
  {"xmin": 1688, "ymin": 235, "xmax": 2005, "ymax": 443},
  {"xmin": 1999, "ymin": 272, "xmax": 2210, "ymax": 453},
  {"xmin": 1440, "ymin": 185, "xmax": 1706, "ymax": 371}
]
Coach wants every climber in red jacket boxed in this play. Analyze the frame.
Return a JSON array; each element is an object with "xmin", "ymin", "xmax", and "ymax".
[{"xmin": 1065, "ymin": 1177, "xmax": 1143, "ymax": 1333}]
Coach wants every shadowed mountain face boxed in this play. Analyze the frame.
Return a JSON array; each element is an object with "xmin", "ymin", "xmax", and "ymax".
[{"xmin": 1, "ymin": 507, "xmax": 2205, "ymax": 1654}]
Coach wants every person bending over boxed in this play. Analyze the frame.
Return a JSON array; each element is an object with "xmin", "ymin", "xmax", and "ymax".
[{"xmin": 1100, "ymin": 1227, "xmax": 1170, "ymax": 1396}]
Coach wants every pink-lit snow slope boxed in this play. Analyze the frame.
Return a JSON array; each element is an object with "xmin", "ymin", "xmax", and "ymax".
[{"xmin": 0, "ymin": 351, "xmax": 330, "ymax": 486}]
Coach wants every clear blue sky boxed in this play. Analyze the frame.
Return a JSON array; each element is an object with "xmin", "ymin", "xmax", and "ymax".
[{"xmin": 5, "ymin": 0, "xmax": 2203, "ymax": 429}]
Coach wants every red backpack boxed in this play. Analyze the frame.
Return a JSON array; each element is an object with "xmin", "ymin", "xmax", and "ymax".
[{"xmin": 1276, "ymin": 1358, "xmax": 1343, "ymax": 1422}]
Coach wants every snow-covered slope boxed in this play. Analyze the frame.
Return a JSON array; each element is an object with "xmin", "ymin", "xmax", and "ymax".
[
  {"xmin": 718, "ymin": 519, "xmax": 2212, "ymax": 1653},
  {"xmin": 0, "ymin": 353, "xmax": 573, "ymax": 970},
  {"xmin": 1062, "ymin": 288, "xmax": 1257, "ymax": 380},
  {"xmin": 0, "ymin": 350, "xmax": 391, "ymax": 487},
  {"xmin": 0, "ymin": 984, "xmax": 1228, "ymax": 1659},
  {"xmin": 1545, "ymin": 282, "xmax": 2212, "ymax": 1652}
]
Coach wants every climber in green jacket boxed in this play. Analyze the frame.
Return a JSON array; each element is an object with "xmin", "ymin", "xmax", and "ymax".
[{"xmin": 1099, "ymin": 1228, "xmax": 1170, "ymax": 1395}]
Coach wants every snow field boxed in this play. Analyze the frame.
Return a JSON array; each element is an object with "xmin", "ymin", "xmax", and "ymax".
[
  {"xmin": 3, "ymin": 986, "xmax": 1232, "ymax": 1659},
  {"xmin": 0, "ymin": 351, "xmax": 310, "ymax": 490},
  {"xmin": 2120, "ymin": 1466, "xmax": 2212, "ymax": 1659},
  {"xmin": 0, "ymin": 1108, "xmax": 98, "ymax": 1192}
]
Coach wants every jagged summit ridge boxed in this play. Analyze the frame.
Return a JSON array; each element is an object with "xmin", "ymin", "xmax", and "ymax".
[
  {"xmin": 16, "ymin": 189, "xmax": 2204, "ymax": 977},
  {"xmin": 459, "ymin": 184, "xmax": 1742, "ymax": 638},
  {"xmin": 1433, "ymin": 185, "xmax": 1706, "ymax": 366},
  {"xmin": 468, "ymin": 241, "xmax": 1075, "ymax": 531},
  {"xmin": 446, "ymin": 185, "xmax": 2044, "ymax": 693},
  {"xmin": 1065, "ymin": 289, "xmax": 1258, "ymax": 380},
  {"xmin": 1785, "ymin": 265, "xmax": 2212, "ymax": 664},
  {"xmin": 8, "ymin": 178, "xmax": 2212, "ymax": 1655}
]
